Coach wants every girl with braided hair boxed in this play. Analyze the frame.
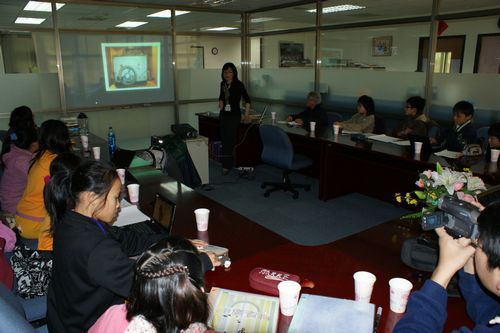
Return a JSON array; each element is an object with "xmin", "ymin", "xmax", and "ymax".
[{"xmin": 90, "ymin": 237, "xmax": 216, "ymax": 333}]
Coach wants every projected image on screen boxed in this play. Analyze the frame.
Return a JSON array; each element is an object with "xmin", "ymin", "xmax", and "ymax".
[{"xmin": 101, "ymin": 42, "xmax": 161, "ymax": 91}]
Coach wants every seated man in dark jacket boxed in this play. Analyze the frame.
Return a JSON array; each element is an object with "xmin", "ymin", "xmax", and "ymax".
[
  {"xmin": 441, "ymin": 101, "xmax": 478, "ymax": 152},
  {"xmin": 394, "ymin": 203, "xmax": 500, "ymax": 333},
  {"xmin": 287, "ymin": 91, "xmax": 328, "ymax": 131}
]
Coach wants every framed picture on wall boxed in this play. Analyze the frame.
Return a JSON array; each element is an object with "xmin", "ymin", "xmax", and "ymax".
[
  {"xmin": 372, "ymin": 36, "xmax": 392, "ymax": 56},
  {"xmin": 279, "ymin": 42, "xmax": 305, "ymax": 67}
]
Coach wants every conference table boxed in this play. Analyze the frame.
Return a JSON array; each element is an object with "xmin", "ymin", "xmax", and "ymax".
[
  {"xmin": 128, "ymin": 165, "xmax": 472, "ymax": 333},
  {"xmin": 197, "ymin": 113, "xmax": 499, "ymax": 203}
]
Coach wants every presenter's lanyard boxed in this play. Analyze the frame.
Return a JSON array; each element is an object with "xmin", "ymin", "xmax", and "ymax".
[
  {"xmin": 91, "ymin": 217, "xmax": 107, "ymax": 237},
  {"xmin": 223, "ymin": 82, "xmax": 231, "ymax": 111}
]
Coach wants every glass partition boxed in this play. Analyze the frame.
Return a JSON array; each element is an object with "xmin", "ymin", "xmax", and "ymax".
[
  {"xmin": 0, "ymin": 0, "xmax": 58, "ymax": 114},
  {"xmin": 176, "ymin": 35, "xmax": 240, "ymax": 101},
  {"xmin": 249, "ymin": 5, "xmax": 316, "ymax": 34},
  {"xmin": 175, "ymin": 11, "xmax": 241, "ymax": 34},
  {"xmin": 319, "ymin": 20, "xmax": 431, "ymax": 132},
  {"xmin": 249, "ymin": 32, "xmax": 315, "ymax": 103}
]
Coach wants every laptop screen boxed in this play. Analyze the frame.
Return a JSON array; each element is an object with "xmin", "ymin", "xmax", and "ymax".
[{"xmin": 152, "ymin": 193, "xmax": 176, "ymax": 232}]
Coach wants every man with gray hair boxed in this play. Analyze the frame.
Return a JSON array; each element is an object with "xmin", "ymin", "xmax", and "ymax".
[{"xmin": 287, "ymin": 91, "xmax": 328, "ymax": 131}]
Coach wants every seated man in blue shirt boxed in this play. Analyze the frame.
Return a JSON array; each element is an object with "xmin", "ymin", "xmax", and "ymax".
[
  {"xmin": 394, "ymin": 203, "xmax": 500, "ymax": 333},
  {"xmin": 286, "ymin": 91, "xmax": 328, "ymax": 131}
]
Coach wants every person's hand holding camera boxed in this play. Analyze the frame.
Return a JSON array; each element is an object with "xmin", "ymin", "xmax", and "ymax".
[{"xmin": 431, "ymin": 227, "xmax": 476, "ymax": 289}]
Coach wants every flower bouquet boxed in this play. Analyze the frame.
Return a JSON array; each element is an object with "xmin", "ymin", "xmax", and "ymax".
[{"xmin": 396, "ymin": 163, "xmax": 486, "ymax": 220}]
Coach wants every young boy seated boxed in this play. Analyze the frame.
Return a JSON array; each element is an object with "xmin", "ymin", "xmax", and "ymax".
[
  {"xmin": 393, "ymin": 96, "xmax": 428, "ymax": 139},
  {"xmin": 442, "ymin": 101, "xmax": 478, "ymax": 152},
  {"xmin": 394, "ymin": 202, "xmax": 500, "ymax": 333},
  {"xmin": 488, "ymin": 123, "xmax": 500, "ymax": 150}
]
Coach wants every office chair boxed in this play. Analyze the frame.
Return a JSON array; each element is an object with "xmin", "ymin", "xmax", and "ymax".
[
  {"xmin": 259, "ymin": 125, "xmax": 312, "ymax": 199},
  {"xmin": 373, "ymin": 115, "xmax": 386, "ymax": 134}
]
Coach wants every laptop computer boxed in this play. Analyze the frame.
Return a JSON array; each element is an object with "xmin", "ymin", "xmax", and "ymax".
[
  {"xmin": 123, "ymin": 193, "xmax": 176, "ymax": 235},
  {"xmin": 112, "ymin": 148, "xmax": 136, "ymax": 169}
]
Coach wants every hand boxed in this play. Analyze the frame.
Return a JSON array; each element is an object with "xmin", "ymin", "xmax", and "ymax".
[
  {"xmin": 431, "ymin": 227, "xmax": 476, "ymax": 288},
  {"xmin": 205, "ymin": 251, "xmax": 222, "ymax": 268},
  {"xmin": 190, "ymin": 239, "xmax": 208, "ymax": 249},
  {"xmin": 286, "ymin": 115, "xmax": 293, "ymax": 122},
  {"xmin": 295, "ymin": 119, "xmax": 304, "ymax": 127}
]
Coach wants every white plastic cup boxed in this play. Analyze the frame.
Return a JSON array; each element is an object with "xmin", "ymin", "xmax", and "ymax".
[
  {"xmin": 491, "ymin": 149, "xmax": 500, "ymax": 163},
  {"xmin": 194, "ymin": 208, "xmax": 210, "ymax": 231},
  {"xmin": 271, "ymin": 111, "xmax": 276, "ymax": 120},
  {"xmin": 414, "ymin": 142, "xmax": 423, "ymax": 154},
  {"xmin": 127, "ymin": 184, "xmax": 140, "ymax": 203},
  {"xmin": 333, "ymin": 124, "xmax": 341, "ymax": 135},
  {"xmin": 80, "ymin": 135, "xmax": 89, "ymax": 151},
  {"xmin": 116, "ymin": 168, "xmax": 126, "ymax": 185},
  {"xmin": 277, "ymin": 280, "xmax": 301, "ymax": 316},
  {"xmin": 92, "ymin": 146, "xmax": 101, "ymax": 160},
  {"xmin": 353, "ymin": 271, "xmax": 376, "ymax": 303},
  {"xmin": 389, "ymin": 278, "xmax": 413, "ymax": 313},
  {"xmin": 310, "ymin": 121, "xmax": 316, "ymax": 132}
]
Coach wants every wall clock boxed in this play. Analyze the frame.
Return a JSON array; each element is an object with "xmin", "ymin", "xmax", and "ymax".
[{"xmin": 211, "ymin": 47, "xmax": 219, "ymax": 55}]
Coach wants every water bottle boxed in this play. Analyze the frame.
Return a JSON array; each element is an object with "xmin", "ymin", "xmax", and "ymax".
[{"xmin": 107, "ymin": 126, "xmax": 116, "ymax": 159}]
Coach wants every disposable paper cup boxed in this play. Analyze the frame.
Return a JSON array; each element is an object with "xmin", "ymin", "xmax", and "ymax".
[
  {"xmin": 278, "ymin": 280, "xmax": 301, "ymax": 316},
  {"xmin": 353, "ymin": 271, "xmax": 376, "ymax": 303},
  {"xmin": 491, "ymin": 149, "xmax": 500, "ymax": 163},
  {"xmin": 389, "ymin": 278, "xmax": 413, "ymax": 313},
  {"xmin": 194, "ymin": 208, "xmax": 210, "ymax": 231},
  {"xmin": 310, "ymin": 121, "xmax": 316, "ymax": 132},
  {"xmin": 92, "ymin": 146, "xmax": 101, "ymax": 160},
  {"xmin": 80, "ymin": 135, "xmax": 89, "ymax": 151},
  {"xmin": 414, "ymin": 141, "xmax": 423, "ymax": 154},
  {"xmin": 333, "ymin": 124, "xmax": 341, "ymax": 135},
  {"xmin": 271, "ymin": 111, "xmax": 276, "ymax": 120},
  {"xmin": 117, "ymin": 168, "xmax": 126, "ymax": 185},
  {"xmin": 127, "ymin": 184, "xmax": 140, "ymax": 203}
]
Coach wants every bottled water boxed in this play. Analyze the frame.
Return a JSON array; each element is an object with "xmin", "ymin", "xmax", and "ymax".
[{"xmin": 107, "ymin": 126, "xmax": 116, "ymax": 158}]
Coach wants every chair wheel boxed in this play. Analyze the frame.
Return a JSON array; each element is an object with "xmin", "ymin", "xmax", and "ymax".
[
  {"xmin": 264, "ymin": 192, "xmax": 270, "ymax": 198},
  {"xmin": 293, "ymin": 193, "xmax": 299, "ymax": 199},
  {"xmin": 305, "ymin": 185, "xmax": 311, "ymax": 192}
]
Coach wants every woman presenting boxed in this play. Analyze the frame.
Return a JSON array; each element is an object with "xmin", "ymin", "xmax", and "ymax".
[{"xmin": 218, "ymin": 62, "xmax": 251, "ymax": 175}]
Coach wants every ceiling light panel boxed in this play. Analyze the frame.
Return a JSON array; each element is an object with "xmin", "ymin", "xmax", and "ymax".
[
  {"xmin": 24, "ymin": 1, "xmax": 65, "ymax": 12},
  {"xmin": 308, "ymin": 4, "xmax": 366, "ymax": 14},
  {"xmin": 115, "ymin": 21, "xmax": 148, "ymax": 28},
  {"xmin": 15, "ymin": 17, "xmax": 46, "ymax": 24},
  {"xmin": 147, "ymin": 10, "xmax": 190, "ymax": 18}
]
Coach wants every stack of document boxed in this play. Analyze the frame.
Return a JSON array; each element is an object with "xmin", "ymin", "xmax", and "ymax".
[
  {"xmin": 370, "ymin": 134, "xmax": 410, "ymax": 146},
  {"xmin": 113, "ymin": 199, "xmax": 150, "ymax": 227}
]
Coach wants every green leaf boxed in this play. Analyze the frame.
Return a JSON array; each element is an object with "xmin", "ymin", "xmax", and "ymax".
[
  {"xmin": 414, "ymin": 191, "xmax": 426, "ymax": 200},
  {"xmin": 436, "ymin": 162, "xmax": 443, "ymax": 175}
]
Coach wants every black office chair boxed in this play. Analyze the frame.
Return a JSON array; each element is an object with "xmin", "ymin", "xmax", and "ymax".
[{"xmin": 259, "ymin": 125, "xmax": 312, "ymax": 199}]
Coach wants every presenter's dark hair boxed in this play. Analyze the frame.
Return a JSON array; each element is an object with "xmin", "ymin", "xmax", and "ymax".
[
  {"xmin": 358, "ymin": 95, "xmax": 375, "ymax": 116},
  {"xmin": 221, "ymin": 62, "xmax": 238, "ymax": 81},
  {"xmin": 30, "ymin": 119, "xmax": 71, "ymax": 170},
  {"xmin": 45, "ymin": 160, "xmax": 118, "ymax": 228},
  {"xmin": 127, "ymin": 237, "xmax": 209, "ymax": 332},
  {"xmin": 44, "ymin": 152, "xmax": 82, "ymax": 233},
  {"xmin": 477, "ymin": 203, "xmax": 500, "ymax": 269},
  {"xmin": 453, "ymin": 101, "xmax": 474, "ymax": 117},
  {"xmin": 406, "ymin": 96, "xmax": 426, "ymax": 115}
]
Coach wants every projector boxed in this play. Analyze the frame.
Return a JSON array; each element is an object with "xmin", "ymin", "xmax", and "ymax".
[{"xmin": 171, "ymin": 124, "xmax": 198, "ymax": 139}]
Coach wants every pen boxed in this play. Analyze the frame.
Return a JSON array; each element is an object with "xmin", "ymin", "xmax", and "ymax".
[{"xmin": 373, "ymin": 306, "xmax": 382, "ymax": 333}]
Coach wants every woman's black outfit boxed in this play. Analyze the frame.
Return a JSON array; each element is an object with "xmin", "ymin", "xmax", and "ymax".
[
  {"xmin": 218, "ymin": 79, "xmax": 251, "ymax": 170},
  {"xmin": 47, "ymin": 210, "xmax": 213, "ymax": 333}
]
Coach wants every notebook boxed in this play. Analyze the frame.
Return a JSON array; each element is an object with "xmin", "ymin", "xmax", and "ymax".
[{"xmin": 121, "ymin": 193, "xmax": 176, "ymax": 235}]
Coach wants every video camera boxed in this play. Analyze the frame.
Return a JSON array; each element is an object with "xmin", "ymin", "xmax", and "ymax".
[{"xmin": 421, "ymin": 196, "xmax": 480, "ymax": 239}]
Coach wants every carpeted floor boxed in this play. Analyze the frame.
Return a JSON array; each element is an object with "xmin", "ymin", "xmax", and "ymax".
[{"xmin": 196, "ymin": 161, "xmax": 409, "ymax": 246}]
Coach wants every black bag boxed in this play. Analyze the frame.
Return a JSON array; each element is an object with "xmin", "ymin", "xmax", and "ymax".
[
  {"xmin": 401, "ymin": 236, "xmax": 438, "ymax": 272},
  {"xmin": 9, "ymin": 245, "xmax": 53, "ymax": 299}
]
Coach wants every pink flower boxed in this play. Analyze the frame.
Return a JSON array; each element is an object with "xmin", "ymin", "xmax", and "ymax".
[
  {"xmin": 415, "ymin": 180, "xmax": 424, "ymax": 188},
  {"xmin": 453, "ymin": 182, "xmax": 464, "ymax": 191},
  {"xmin": 423, "ymin": 170, "xmax": 432, "ymax": 179}
]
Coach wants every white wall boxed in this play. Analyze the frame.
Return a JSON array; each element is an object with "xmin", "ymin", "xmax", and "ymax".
[{"xmin": 176, "ymin": 35, "xmax": 241, "ymax": 69}]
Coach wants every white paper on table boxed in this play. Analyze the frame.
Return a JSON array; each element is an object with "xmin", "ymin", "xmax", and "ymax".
[
  {"xmin": 288, "ymin": 121, "xmax": 298, "ymax": 126},
  {"xmin": 392, "ymin": 140, "xmax": 411, "ymax": 146},
  {"xmin": 341, "ymin": 129, "xmax": 361, "ymax": 135},
  {"xmin": 113, "ymin": 199, "xmax": 150, "ymax": 227},
  {"xmin": 276, "ymin": 120, "xmax": 288, "ymax": 124},
  {"xmin": 434, "ymin": 149, "xmax": 462, "ymax": 159},
  {"xmin": 369, "ymin": 134, "xmax": 401, "ymax": 143}
]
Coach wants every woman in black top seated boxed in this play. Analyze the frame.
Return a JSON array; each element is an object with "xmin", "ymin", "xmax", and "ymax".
[
  {"xmin": 218, "ymin": 62, "xmax": 251, "ymax": 175},
  {"xmin": 287, "ymin": 91, "xmax": 328, "ymax": 131}
]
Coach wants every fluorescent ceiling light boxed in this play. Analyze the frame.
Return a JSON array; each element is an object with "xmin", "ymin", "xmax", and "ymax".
[
  {"xmin": 307, "ymin": 4, "xmax": 366, "ymax": 14},
  {"xmin": 147, "ymin": 10, "xmax": 190, "ymax": 18},
  {"xmin": 24, "ymin": 1, "xmax": 65, "ymax": 12},
  {"xmin": 116, "ymin": 21, "xmax": 148, "ymax": 28},
  {"xmin": 250, "ymin": 17, "xmax": 279, "ymax": 23},
  {"xmin": 15, "ymin": 17, "xmax": 46, "ymax": 24},
  {"xmin": 205, "ymin": 26, "xmax": 238, "ymax": 31}
]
